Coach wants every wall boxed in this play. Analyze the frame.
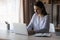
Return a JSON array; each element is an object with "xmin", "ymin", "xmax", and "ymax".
[{"xmin": 45, "ymin": 4, "xmax": 60, "ymax": 27}]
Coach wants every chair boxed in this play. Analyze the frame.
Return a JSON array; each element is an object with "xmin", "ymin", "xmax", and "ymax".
[{"xmin": 49, "ymin": 23, "xmax": 55, "ymax": 32}]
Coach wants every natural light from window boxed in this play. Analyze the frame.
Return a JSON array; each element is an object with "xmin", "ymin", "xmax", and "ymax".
[{"xmin": 0, "ymin": 0, "xmax": 23, "ymax": 31}]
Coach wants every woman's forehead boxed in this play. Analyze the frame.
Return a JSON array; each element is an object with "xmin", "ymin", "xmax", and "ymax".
[
  {"xmin": 34, "ymin": 6, "xmax": 38, "ymax": 8},
  {"xmin": 34, "ymin": 6, "xmax": 41, "ymax": 10}
]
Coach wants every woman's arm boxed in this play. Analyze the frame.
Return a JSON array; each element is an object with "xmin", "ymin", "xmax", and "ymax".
[{"xmin": 27, "ymin": 14, "xmax": 36, "ymax": 35}]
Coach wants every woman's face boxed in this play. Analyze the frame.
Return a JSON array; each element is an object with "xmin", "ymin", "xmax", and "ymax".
[{"xmin": 34, "ymin": 6, "xmax": 42, "ymax": 14}]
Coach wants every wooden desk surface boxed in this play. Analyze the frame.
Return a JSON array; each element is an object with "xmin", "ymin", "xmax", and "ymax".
[{"xmin": 0, "ymin": 30, "xmax": 60, "ymax": 40}]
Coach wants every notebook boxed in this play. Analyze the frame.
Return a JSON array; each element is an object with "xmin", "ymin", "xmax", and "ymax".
[
  {"xmin": 33, "ymin": 33, "xmax": 51, "ymax": 37},
  {"xmin": 55, "ymin": 32, "xmax": 60, "ymax": 36}
]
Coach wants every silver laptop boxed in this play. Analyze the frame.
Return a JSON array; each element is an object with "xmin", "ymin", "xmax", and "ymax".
[{"xmin": 13, "ymin": 23, "xmax": 28, "ymax": 36}]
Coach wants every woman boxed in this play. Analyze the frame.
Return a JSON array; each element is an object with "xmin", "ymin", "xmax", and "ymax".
[{"xmin": 27, "ymin": 1, "xmax": 49, "ymax": 35}]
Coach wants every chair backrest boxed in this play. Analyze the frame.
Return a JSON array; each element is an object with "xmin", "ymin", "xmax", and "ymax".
[{"xmin": 49, "ymin": 23, "xmax": 55, "ymax": 32}]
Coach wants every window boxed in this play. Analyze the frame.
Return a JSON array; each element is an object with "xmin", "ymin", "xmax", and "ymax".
[{"xmin": 0, "ymin": 0, "xmax": 23, "ymax": 31}]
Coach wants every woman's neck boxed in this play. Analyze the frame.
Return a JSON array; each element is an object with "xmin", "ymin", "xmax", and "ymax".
[{"xmin": 37, "ymin": 13, "xmax": 43, "ymax": 17}]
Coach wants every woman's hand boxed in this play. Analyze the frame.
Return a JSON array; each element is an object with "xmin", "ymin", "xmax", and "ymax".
[{"xmin": 28, "ymin": 30, "xmax": 35, "ymax": 35}]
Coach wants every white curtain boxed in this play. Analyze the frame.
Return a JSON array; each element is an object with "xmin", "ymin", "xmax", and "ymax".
[{"xmin": 0, "ymin": 0, "xmax": 20, "ymax": 30}]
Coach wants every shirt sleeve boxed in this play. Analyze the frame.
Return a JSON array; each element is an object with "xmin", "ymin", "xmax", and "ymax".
[
  {"xmin": 36, "ymin": 15, "xmax": 49, "ymax": 33},
  {"xmin": 27, "ymin": 14, "xmax": 36, "ymax": 31}
]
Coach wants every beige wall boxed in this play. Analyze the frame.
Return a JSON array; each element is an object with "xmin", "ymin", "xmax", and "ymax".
[
  {"xmin": 40, "ymin": 0, "xmax": 49, "ymax": 4},
  {"xmin": 45, "ymin": 4, "xmax": 60, "ymax": 26}
]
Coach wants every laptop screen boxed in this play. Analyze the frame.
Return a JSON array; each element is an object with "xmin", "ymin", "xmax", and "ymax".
[{"xmin": 13, "ymin": 23, "xmax": 28, "ymax": 35}]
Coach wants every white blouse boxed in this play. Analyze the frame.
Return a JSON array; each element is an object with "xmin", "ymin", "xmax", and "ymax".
[{"xmin": 27, "ymin": 13, "xmax": 49, "ymax": 33}]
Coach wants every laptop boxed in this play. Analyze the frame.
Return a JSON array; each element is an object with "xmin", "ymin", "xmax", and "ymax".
[
  {"xmin": 13, "ymin": 23, "xmax": 51, "ymax": 37},
  {"xmin": 13, "ymin": 23, "xmax": 28, "ymax": 36}
]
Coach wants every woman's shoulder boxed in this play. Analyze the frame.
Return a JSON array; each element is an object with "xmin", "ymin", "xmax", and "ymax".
[
  {"xmin": 33, "ymin": 13, "xmax": 36, "ymax": 16},
  {"xmin": 44, "ymin": 14, "xmax": 49, "ymax": 18},
  {"xmin": 32, "ymin": 13, "xmax": 37, "ymax": 17},
  {"xmin": 44, "ymin": 15, "xmax": 49, "ymax": 20}
]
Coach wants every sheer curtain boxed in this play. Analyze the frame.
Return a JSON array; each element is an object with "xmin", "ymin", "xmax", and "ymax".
[{"xmin": 0, "ymin": 0, "xmax": 20, "ymax": 31}]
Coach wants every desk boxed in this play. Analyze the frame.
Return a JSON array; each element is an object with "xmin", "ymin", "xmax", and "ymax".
[{"xmin": 0, "ymin": 30, "xmax": 60, "ymax": 40}]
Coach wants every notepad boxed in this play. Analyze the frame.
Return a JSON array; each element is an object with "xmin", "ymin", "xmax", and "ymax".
[{"xmin": 33, "ymin": 33, "xmax": 51, "ymax": 37}]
